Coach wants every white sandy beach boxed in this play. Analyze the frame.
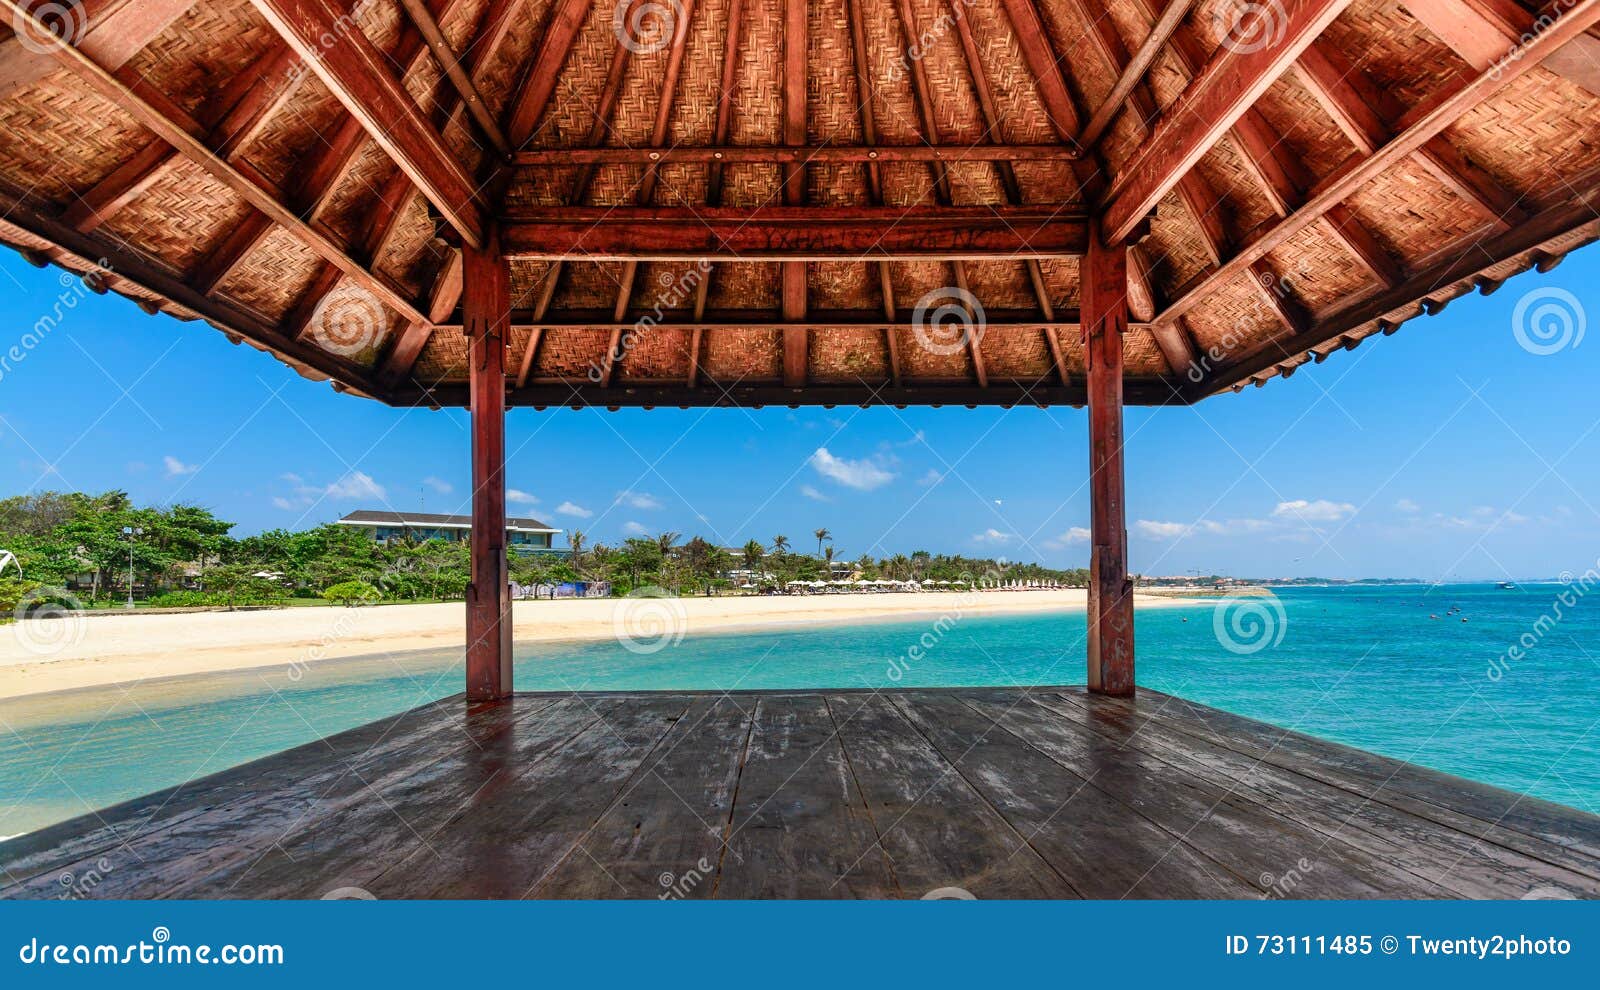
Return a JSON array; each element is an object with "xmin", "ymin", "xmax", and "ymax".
[{"xmin": 0, "ymin": 590, "xmax": 1199, "ymax": 700}]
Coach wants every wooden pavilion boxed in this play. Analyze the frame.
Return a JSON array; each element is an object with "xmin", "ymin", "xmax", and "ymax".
[{"xmin": 3, "ymin": 0, "xmax": 1600, "ymax": 898}]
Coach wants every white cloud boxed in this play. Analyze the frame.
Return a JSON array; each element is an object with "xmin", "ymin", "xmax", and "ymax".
[
  {"xmin": 622, "ymin": 521, "xmax": 649, "ymax": 535},
  {"xmin": 916, "ymin": 469, "xmax": 944, "ymax": 486},
  {"xmin": 972, "ymin": 528, "xmax": 1014, "ymax": 545},
  {"xmin": 1273, "ymin": 499, "xmax": 1355, "ymax": 523},
  {"xmin": 809, "ymin": 447, "xmax": 896, "ymax": 491},
  {"xmin": 507, "ymin": 489, "xmax": 539, "ymax": 505},
  {"xmin": 271, "ymin": 496, "xmax": 297, "ymax": 511},
  {"xmin": 1394, "ymin": 498, "xmax": 1420, "ymax": 513},
  {"xmin": 1136, "ymin": 520, "xmax": 1193, "ymax": 540},
  {"xmin": 163, "ymin": 455, "xmax": 198, "ymax": 477},
  {"xmin": 614, "ymin": 490, "xmax": 663, "ymax": 510},
  {"xmin": 423, "ymin": 476, "xmax": 453, "ymax": 494},
  {"xmin": 280, "ymin": 472, "xmax": 303, "ymax": 484},
  {"xmin": 1044, "ymin": 526, "xmax": 1092, "ymax": 549},
  {"xmin": 799, "ymin": 484, "xmax": 832, "ymax": 502},
  {"xmin": 556, "ymin": 501, "xmax": 592, "ymax": 518},
  {"xmin": 324, "ymin": 471, "xmax": 386, "ymax": 500}
]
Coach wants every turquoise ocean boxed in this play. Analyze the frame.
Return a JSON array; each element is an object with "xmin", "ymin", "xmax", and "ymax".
[{"xmin": 2, "ymin": 582, "xmax": 1597, "ymax": 838}]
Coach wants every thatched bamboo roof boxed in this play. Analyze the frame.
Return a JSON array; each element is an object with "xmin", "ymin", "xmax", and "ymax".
[{"xmin": 1, "ymin": 0, "xmax": 1597, "ymax": 409}]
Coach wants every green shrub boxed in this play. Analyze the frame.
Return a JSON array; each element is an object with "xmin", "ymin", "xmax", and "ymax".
[
  {"xmin": 0, "ymin": 576, "xmax": 42, "ymax": 615},
  {"xmin": 322, "ymin": 580, "xmax": 382, "ymax": 606}
]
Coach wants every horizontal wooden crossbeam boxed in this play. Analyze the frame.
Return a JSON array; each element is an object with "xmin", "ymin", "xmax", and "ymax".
[
  {"xmin": 512, "ymin": 144, "xmax": 1082, "ymax": 166},
  {"xmin": 391, "ymin": 380, "xmax": 1191, "ymax": 410},
  {"xmin": 430, "ymin": 309, "xmax": 1151, "ymax": 331},
  {"xmin": 500, "ymin": 206, "xmax": 1090, "ymax": 260}
]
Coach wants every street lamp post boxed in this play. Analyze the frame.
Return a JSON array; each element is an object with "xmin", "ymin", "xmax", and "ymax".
[{"xmin": 123, "ymin": 526, "xmax": 143, "ymax": 609}]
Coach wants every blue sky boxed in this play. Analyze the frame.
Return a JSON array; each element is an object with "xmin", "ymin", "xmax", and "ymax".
[{"xmin": 1, "ymin": 245, "xmax": 1597, "ymax": 581}]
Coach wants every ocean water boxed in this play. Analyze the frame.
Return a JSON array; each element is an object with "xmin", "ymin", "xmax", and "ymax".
[{"xmin": 2, "ymin": 583, "xmax": 1597, "ymax": 839}]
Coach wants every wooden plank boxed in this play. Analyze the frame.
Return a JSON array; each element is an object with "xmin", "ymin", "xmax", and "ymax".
[
  {"xmin": 0, "ymin": 0, "xmax": 191, "ymax": 98},
  {"xmin": 502, "ymin": 207, "xmax": 1090, "ymax": 260},
  {"xmin": 891, "ymin": 692, "xmax": 1258, "ymax": 897},
  {"xmin": 248, "ymin": 0, "xmax": 487, "ymax": 248},
  {"xmin": 7, "ymin": 696, "xmax": 560, "ymax": 899},
  {"xmin": 1084, "ymin": 231, "xmax": 1134, "ymax": 695},
  {"xmin": 826, "ymin": 693, "xmax": 1079, "ymax": 898},
  {"xmin": 514, "ymin": 144, "xmax": 1083, "ymax": 166},
  {"xmin": 464, "ymin": 234, "xmax": 511, "ymax": 701},
  {"xmin": 182, "ymin": 695, "xmax": 616, "ymax": 898},
  {"xmin": 1044, "ymin": 690, "xmax": 1600, "ymax": 897},
  {"xmin": 1107, "ymin": 689, "xmax": 1600, "ymax": 873},
  {"xmin": 374, "ymin": 695, "xmax": 691, "ymax": 898},
  {"xmin": 533, "ymin": 695, "xmax": 753, "ymax": 898},
  {"xmin": 960, "ymin": 693, "xmax": 1449, "ymax": 897},
  {"xmin": 717, "ymin": 694, "xmax": 898, "ymax": 897},
  {"xmin": 503, "ymin": 0, "xmax": 591, "ymax": 145},
  {"xmin": 0, "ymin": 695, "xmax": 463, "ymax": 891},
  {"xmin": 395, "ymin": 0, "xmax": 510, "ymax": 156}
]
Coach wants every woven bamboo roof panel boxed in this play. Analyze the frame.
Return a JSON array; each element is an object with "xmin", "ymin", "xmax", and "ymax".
[{"xmin": 0, "ymin": 0, "xmax": 1596, "ymax": 409}]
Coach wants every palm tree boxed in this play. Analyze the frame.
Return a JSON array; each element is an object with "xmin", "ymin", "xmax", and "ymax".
[
  {"xmin": 655, "ymin": 531, "xmax": 681, "ymax": 556},
  {"xmin": 813, "ymin": 528, "xmax": 831, "ymax": 557},
  {"xmin": 771, "ymin": 535, "xmax": 790, "ymax": 555},
  {"xmin": 742, "ymin": 539, "xmax": 764, "ymax": 582},
  {"xmin": 566, "ymin": 530, "xmax": 587, "ymax": 573}
]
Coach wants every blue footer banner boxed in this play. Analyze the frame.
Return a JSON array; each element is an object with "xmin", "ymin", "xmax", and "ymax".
[{"xmin": 2, "ymin": 901, "xmax": 1596, "ymax": 987}]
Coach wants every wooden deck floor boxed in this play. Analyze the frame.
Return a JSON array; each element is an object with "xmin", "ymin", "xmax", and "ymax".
[{"xmin": 4, "ymin": 687, "xmax": 1599, "ymax": 899}]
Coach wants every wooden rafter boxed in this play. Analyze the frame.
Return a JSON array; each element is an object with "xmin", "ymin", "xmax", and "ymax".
[
  {"xmin": 781, "ymin": 0, "xmax": 808, "ymax": 388},
  {"xmin": 1102, "ymin": 0, "xmax": 1355, "ymax": 245},
  {"xmin": 844, "ymin": 0, "xmax": 900, "ymax": 387},
  {"xmin": 0, "ymin": 186, "xmax": 383, "ymax": 396},
  {"xmin": 0, "ymin": 0, "xmax": 192, "ymax": 97},
  {"xmin": 1077, "ymin": 0, "xmax": 1199, "ymax": 150},
  {"xmin": 945, "ymin": 0, "xmax": 1068, "ymax": 385},
  {"xmin": 504, "ymin": 0, "xmax": 591, "ymax": 147},
  {"xmin": 603, "ymin": 0, "xmax": 701, "ymax": 389},
  {"xmin": 1404, "ymin": 0, "xmax": 1600, "ymax": 95},
  {"xmin": 1, "ymin": 0, "xmax": 430, "ymax": 327},
  {"xmin": 395, "ymin": 0, "xmax": 511, "ymax": 157},
  {"xmin": 1196, "ymin": 168, "xmax": 1600, "ymax": 395},
  {"xmin": 513, "ymin": 144, "xmax": 1081, "ymax": 166},
  {"xmin": 1153, "ymin": 0, "xmax": 1600, "ymax": 327},
  {"xmin": 248, "ymin": 0, "xmax": 488, "ymax": 248}
]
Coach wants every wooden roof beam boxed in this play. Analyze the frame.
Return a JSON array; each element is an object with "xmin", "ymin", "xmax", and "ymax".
[
  {"xmin": 512, "ymin": 144, "xmax": 1083, "ymax": 166},
  {"xmin": 502, "ymin": 209, "xmax": 1087, "ymax": 261},
  {"xmin": 1078, "ymin": 0, "xmax": 1200, "ymax": 150},
  {"xmin": 1102, "ymin": 0, "xmax": 1355, "ymax": 245},
  {"xmin": 395, "ymin": 0, "xmax": 510, "ymax": 157},
  {"xmin": 844, "ymin": 0, "xmax": 899, "ymax": 387},
  {"xmin": 1404, "ymin": 0, "xmax": 1600, "ymax": 95},
  {"xmin": 504, "ymin": 0, "xmax": 591, "ymax": 146},
  {"xmin": 0, "ymin": 188, "xmax": 383, "ymax": 397},
  {"xmin": 1193, "ymin": 167, "xmax": 1600, "ymax": 396},
  {"xmin": 0, "ymin": 0, "xmax": 192, "ymax": 98},
  {"xmin": 248, "ymin": 0, "xmax": 487, "ymax": 249},
  {"xmin": 1, "ymin": 0, "xmax": 429, "ymax": 327},
  {"xmin": 1153, "ymin": 0, "xmax": 1600, "ymax": 326}
]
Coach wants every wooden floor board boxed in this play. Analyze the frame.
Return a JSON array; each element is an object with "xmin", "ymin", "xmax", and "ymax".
[
  {"xmin": 5, "ymin": 687, "xmax": 1597, "ymax": 900},
  {"xmin": 716, "ymin": 694, "xmax": 899, "ymax": 898},
  {"xmin": 1043, "ymin": 691, "xmax": 1599, "ymax": 897}
]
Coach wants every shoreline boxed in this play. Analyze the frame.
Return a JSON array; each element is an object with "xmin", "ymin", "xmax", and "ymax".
[{"xmin": 0, "ymin": 590, "xmax": 1201, "ymax": 701}]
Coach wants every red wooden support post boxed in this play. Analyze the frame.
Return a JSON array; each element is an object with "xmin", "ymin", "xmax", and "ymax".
[
  {"xmin": 1084, "ymin": 224, "xmax": 1135, "ymax": 696},
  {"xmin": 464, "ymin": 229, "xmax": 512, "ymax": 702}
]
